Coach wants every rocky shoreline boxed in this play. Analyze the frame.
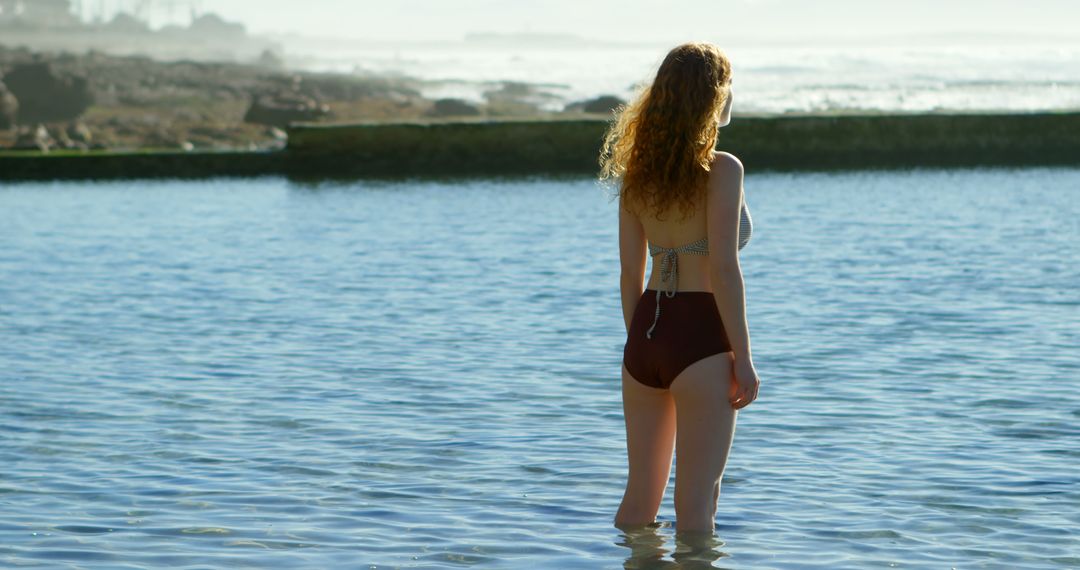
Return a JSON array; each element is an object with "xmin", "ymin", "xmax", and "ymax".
[
  {"xmin": 5, "ymin": 111, "xmax": 1078, "ymax": 182},
  {"xmin": 0, "ymin": 45, "xmax": 623, "ymax": 152}
]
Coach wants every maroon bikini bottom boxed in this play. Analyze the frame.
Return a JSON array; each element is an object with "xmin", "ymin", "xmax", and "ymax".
[{"xmin": 622, "ymin": 289, "xmax": 732, "ymax": 390}]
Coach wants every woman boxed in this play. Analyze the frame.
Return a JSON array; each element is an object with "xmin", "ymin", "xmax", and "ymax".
[{"xmin": 598, "ymin": 41, "xmax": 761, "ymax": 533}]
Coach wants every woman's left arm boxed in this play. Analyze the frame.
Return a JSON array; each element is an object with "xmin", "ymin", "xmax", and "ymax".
[{"xmin": 618, "ymin": 198, "xmax": 647, "ymax": 333}]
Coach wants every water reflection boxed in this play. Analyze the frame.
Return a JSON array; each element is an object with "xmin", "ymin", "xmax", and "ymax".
[{"xmin": 615, "ymin": 521, "xmax": 732, "ymax": 569}]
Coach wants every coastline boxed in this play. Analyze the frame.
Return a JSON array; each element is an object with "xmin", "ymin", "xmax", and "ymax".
[
  {"xmin": 0, "ymin": 44, "xmax": 621, "ymax": 153},
  {"xmin": 2, "ymin": 110, "xmax": 1079, "ymax": 181},
  {"xmin": 3, "ymin": 44, "xmax": 1079, "ymax": 180}
]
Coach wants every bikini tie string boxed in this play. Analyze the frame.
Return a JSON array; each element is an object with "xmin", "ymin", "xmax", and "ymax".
[{"xmin": 644, "ymin": 237, "xmax": 709, "ymax": 339}]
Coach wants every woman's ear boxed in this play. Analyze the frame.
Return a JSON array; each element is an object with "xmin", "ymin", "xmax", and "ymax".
[{"xmin": 718, "ymin": 93, "xmax": 733, "ymax": 127}]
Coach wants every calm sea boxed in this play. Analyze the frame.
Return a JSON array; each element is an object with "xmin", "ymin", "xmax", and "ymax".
[
  {"xmin": 1, "ymin": 167, "xmax": 1078, "ymax": 568},
  {"xmin": 289, "ymin": 41, "xmax": 1080, "ymax": 114}
]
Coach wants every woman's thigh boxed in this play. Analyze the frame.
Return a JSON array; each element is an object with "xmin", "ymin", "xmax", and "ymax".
[
  {"xmin": 620, "ymin": 363, "xmax": 677, "ymax": 494},
  {"xmin": 669, "ymin": 352, "xmax": 738, "ymax": 506}
]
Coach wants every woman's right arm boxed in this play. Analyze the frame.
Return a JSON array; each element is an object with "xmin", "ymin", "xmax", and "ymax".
[
  {"xmin": 706, "ymin": 153, "xmax": 752, "ymax": 360},
  {"xmin": 706, "ymin": 152, "xmax": 760, "ymax": 408}
]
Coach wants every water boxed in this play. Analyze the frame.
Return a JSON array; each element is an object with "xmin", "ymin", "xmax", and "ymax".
[
  {"xmin": 1, "ymin": 167, "xmax": 1078, "ymax": 568},
  {"xmin": 288, "ymin": 41, "xmax": 1080, "ymax": 113}
]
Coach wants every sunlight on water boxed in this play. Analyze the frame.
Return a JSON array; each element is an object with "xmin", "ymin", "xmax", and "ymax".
[
  {"xmin": 296, "ymin": 43, "xmax": 1080, "ymax": 113},
  {"xmin": 1, "ymin": 168, "xmax": 1078, "ymax": 568}
]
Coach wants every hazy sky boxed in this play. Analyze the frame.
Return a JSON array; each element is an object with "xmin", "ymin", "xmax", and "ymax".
[{"xmin": 123, "ymin": 0, "xmax": 1079, "ymax": 43}]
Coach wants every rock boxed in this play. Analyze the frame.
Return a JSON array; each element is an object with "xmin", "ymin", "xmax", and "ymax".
[
  {"xmin": 187, "ymin": 125, "xmax": 228, "ymax": 138},
  {"xmin": 66, "ymin": 121, "xmax": 93, "ymax": 145},
  {"xmin": 243, "ymin": 92, "xmax": 330, "ymax": 127},
  {"xmin": 104, "ymin": 12, "xmax": 151, "ymax": 33},
  {"xmin": 264, "ymin": 126, "xmax": 288, "ymax": 150},
  {"xmin": 427, "ymin": 98, "xmax": 481, "ymax": 117},
  {"xmin": 4, "ymin": 61, "xmax": 94, "ymax": 123},
  {"xmin": 484, "ymin": 81, "xmax": 534, "ymax": 99},
  {"xmin": 0, "ymin": 79, "xmax": 18, "ymax": 129},
  {"xmin": 287, "ymin": 73, "xmax": 421, "ymax": 102},
  {"xmin": 189, "ymin": 13, "xmax": 247, "ymax": 37},
  {"xmin": 481, "ymin": 81, "xmax": 557, "ymax": 116},
  {"xmin": 11, "ymin": 124, "xmax": 55, "ymax": 152},
  {"xmin": 255, "ymin": 49, "xmax": 285, "ymax": 70},
  {"xmin": 52, "ymin": 126, "xmax": 75, "ymax": 149},
  {"xmin": 563, "ymin": 94, "xmax": 625, "ymax": 114},
  {"xmin": 51, "ymin": 121, "xmax": 91, "ymax": 150},
  {"xmin": 143, "ymin": 128, "xmax": 185, "ymax": 149}
]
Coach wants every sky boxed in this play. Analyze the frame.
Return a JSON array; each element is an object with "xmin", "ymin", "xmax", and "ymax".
[{"xmin": 89, "ymin": 0, "xmax": 1080, "ymax": 44}]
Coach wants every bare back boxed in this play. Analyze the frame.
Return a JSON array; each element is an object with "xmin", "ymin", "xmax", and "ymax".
[{"xmin": 636, "ymin": 156, "xmax": 749, "ymax": 292}]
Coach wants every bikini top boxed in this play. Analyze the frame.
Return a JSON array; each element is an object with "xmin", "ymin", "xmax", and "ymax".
[{"xmin": 644, "ymin": 200, "xmax": 753, "ymax": 339}]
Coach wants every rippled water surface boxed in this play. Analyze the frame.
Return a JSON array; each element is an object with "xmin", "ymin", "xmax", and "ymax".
[{"xmin": 2, "ymin": 168, "xmax": 1078, "ymax": 569}]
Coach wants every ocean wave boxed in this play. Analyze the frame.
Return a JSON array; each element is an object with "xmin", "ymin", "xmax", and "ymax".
[{"xmin": 286, "ymin": 43, "xmax": 1080, "ymax": 113}]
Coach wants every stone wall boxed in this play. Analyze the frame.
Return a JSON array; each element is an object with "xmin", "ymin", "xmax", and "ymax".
[{"xmin": 3, "ymin": 112, "xmax": 1078, "ymax": 180}]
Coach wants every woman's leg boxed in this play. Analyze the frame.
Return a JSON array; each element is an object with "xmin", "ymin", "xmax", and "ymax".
[
  {"xmin": 614, "ymin": 363, "xmax": 677, "ymax": 526},
  {"xmin": 669, "ymin": 351, "xmax": 738, "ymax": 533}
]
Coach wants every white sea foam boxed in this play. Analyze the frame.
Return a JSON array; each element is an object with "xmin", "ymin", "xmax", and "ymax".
[{"xmin": 283, "ymin": 40, "xmax": 1080, "ymax": 113}]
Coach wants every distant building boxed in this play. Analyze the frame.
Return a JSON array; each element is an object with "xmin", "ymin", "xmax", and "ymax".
[{"xmin": 0, "ymin": 0, "xmax": 79, "ymax": 27}]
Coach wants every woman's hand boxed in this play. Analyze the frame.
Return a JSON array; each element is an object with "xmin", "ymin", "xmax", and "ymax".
[{"xmin": 728, "ymin": 357, "xmax": 760, "ymax": 410}]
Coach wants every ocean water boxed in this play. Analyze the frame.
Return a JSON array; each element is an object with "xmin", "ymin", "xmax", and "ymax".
[
  {"xmin": 1, "ymin": 167, "xmax": 1078, "ymax": 569},
  {"xmin": 288, "ymin": 41, "xmax": 1080, "ymax": 113}
]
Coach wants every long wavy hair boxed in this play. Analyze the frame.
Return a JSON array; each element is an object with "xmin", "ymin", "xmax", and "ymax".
[{"xmin": 598, "ymin": 42, "xmax": 733, "ymax": 222}]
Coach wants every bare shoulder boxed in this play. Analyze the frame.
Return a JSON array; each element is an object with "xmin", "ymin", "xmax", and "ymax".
[
  {"xmin": 710, "ymin": 151, "xmax": 744, "ymax": 174},
  {"xmin": 707, "ymin": 151, "xmax": 744, "ymax": 198}
]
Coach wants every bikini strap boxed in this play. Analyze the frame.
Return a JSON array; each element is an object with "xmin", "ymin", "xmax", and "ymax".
[{"xmin": 644, "ymin": 237, "xmax": 709, "ymax": 339}]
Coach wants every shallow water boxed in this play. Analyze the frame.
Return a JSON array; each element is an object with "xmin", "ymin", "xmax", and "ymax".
[{"xmin": 1, "ymin": 167, "xmax": 1078, "ymax": 569}]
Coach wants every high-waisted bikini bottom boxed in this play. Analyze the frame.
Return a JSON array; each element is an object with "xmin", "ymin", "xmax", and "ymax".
[{"xmin": 623, "ymin": 289, "xmax": 732, "ymax": 390}]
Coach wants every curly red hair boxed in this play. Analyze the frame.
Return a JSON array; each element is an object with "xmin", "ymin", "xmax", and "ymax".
[{"xmin": 599, "ymin": 42, "xmax": 733, "ymax": 221}]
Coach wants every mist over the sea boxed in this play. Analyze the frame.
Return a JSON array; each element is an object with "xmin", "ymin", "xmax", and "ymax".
[
  {"xmin": 11, "ymin": 0, "xmax": 1077, "ymax": 115},
  {"xmin": 277, "ymin": 35, "xmax": 1080, "ymax": 114},
  {"xmin": 194, "ymin": 0, "xmax": 1080, "ymax": 113}
]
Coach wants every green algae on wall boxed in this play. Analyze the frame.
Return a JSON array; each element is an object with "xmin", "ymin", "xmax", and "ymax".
[
  {"xmin": 2, "ymin": 112, "xmax": 1078, "ymax": 180},
  {"xmin": 284, "ymin": 112, "xmax": 1080, "ymax": 176},
  {"xmin": 722, "ymin": 111, "xmax": 1080, "ymax": 169},
  {"xmin": 284, "ymin": 117, "xmax": 608, "ymax": 176},
  {"xmin": 0, "ymin": 149, "xmax": 283, "ymax": 181}
]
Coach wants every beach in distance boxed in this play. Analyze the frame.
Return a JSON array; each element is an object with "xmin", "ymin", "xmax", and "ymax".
[
  {"xmin": 4, "ymin": 38, "xmax": 1079, "ymax": 179},
  {"xmin": 3, "ymin": 37, "xmax": 1080, "ymax": 155}
]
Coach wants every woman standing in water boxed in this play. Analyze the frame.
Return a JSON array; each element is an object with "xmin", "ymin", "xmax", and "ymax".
[{"xmin": 599, "ymin": 41, "xmax": 760, "ymax": 533}]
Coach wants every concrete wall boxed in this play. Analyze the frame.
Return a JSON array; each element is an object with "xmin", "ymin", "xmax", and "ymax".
[
  {"xmin": 284, "ymin": 117, "xmax": 606, "ymax": 176},
  {"xmin": 723, "ymin": 112, "xmax": 1080, "ymax": 169},
  {"xmin": 2, "ymin": 112, "xmax": 1078, "ymax": 180},
  {"xmin": 284, "ymin": 112, "xmax": 1080, "ymax": 176},
  {"xmin": 0, "ymin": 149, "xmax": 281, "ymax": 181}
]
